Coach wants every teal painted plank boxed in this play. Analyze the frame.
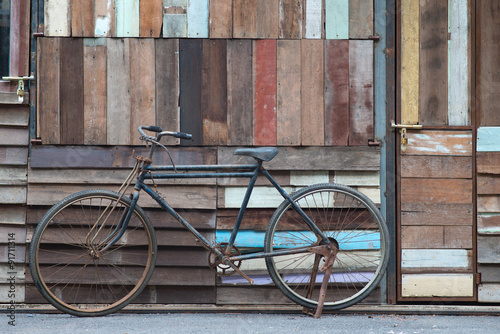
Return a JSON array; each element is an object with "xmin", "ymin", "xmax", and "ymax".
[
  {"xmin": 115, "ymin": 0, "xmax": 140, "ymax": 37},
  {"xmin": 477, "ymin": 127, "xmax": 500, "ymax": 152},
  {"xmin": 402, "ymin": 249, "xmax": 470, "ymax": 268},
  {"xmin": 216, "ymin": 230, "xmax": 381, "ymax": 250},
  {"xmin": 325, "ymin": 0, "xmax": 348, "ymax": 39},
  {"xmin": 187, "ymin": 0, "xmax": 209, "ymax": 38}
]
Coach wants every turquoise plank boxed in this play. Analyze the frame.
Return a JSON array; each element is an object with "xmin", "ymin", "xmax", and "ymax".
[
  {"xmin": 325, "ymin": 0, "xmax": 349, "ymax": 39},
  {"xmin": 115, "ymin": 0, "xmax": 140, "ymax": 37},
  {"xmin": 477, "ymin": 127, "xmax": 500, "ymax": 152},
  {"xmin": 216, "ymin": 230, "xmax": 381, "ymax": 250},
  {"xmin": 187, "ymin": 0, "xmax": 209, "ymax": 38}
]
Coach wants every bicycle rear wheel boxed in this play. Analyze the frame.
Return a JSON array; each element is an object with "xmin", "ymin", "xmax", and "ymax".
[
  {"xmin": 264, "ymin": 184, "xmax": 389, "ymax": 311},
  {"xmin": 29, "ymin": 190, "xmax": 157, "ymax": 317}
]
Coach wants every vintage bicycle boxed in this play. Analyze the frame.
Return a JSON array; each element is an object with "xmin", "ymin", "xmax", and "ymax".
[{"xmin": 29, "ymin": 126, "xmax": 389, "ymax": 318}]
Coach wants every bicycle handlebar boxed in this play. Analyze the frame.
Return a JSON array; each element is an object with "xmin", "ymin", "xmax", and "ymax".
[{"xmin": 138, "ymin": 126, "xmax": 193, "ymax": 141}]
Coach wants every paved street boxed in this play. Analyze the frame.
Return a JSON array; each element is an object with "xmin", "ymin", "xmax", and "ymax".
[{"xmin": 3, "ymin": 312, "xmax": 500, "ymax": 334}]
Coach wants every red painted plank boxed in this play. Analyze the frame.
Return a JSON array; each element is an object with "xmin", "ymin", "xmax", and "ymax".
[{"xmin": 254, "ymin": 40, "xmax": 277, "ymax": 146}]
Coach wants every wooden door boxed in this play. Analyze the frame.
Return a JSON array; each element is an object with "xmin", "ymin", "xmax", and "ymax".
[{"xmin": 396, "ymin": 0, "xmax": 475, "ymax": 302}]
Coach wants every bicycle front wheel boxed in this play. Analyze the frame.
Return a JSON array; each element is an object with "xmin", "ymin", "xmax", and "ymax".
[
  {"xmin": 264, "ymin": 184, "xmax": 389, "ymax": 311},
  {"xmin": 29, "ymin": 190, "xmax": 157, "ymax": 317}
]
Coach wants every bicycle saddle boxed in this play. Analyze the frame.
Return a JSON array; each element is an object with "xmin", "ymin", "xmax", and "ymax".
[{"xmin": 233, "ymin": 147, "xmax": 279, "ymax": 162}]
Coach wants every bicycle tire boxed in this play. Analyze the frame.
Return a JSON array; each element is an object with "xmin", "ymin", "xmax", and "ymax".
[
  {"xmin": 264, "ymin": 183, "xmax": 389, "ymax": 311},
  {"xmin": 29, "ymin": 190, "xmax": 157, "ymax": 317}
]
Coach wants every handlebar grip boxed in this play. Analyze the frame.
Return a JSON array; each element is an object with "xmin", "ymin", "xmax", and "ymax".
[
  {"xmin": 143, "ymin": 125, "xmax": 163, "ymax": 133},
  {"xmin": 173, "ymin": 132, "xmax": 193, "ymax": 140}
]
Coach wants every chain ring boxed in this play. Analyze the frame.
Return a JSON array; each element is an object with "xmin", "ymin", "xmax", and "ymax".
[{"xmin": 207, "ymin": 242, "xmax": 242, "ymax": 276}]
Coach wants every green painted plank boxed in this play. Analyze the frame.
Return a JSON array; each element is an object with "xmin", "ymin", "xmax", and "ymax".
[
  {"xmin": 325, "ymin": 0, "xmax": 348, "ymax": 39},
  {"xmin": 478, "ymin": 127, "xmax": 500, "ymax": 152},
  {"xmin": 115, "ymin": 0, "xmax": 140, "ymax": 37}
]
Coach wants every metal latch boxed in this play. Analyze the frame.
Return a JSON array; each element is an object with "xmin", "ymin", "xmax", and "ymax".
[
  {"xmin": 1, "ymin": 75, "xmax": 35, "ymax": 102},
  {"xmin": 390, "ymin": 121, "xmax": 423, "ymax": 152}
]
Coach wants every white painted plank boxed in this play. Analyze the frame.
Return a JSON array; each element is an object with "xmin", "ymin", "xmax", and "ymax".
[
  {"xmin": 115, "ymin": 0, "xmax": 140, "ymax": 37},
  {"xmin": 0, "ymin": 167, "xmax": 27, "ymax": 183},
  {"xmin": 304, "ymin": 0, "xmax": 323, "ymax": 39},
  {"xmin": 0, "ymin": 206, "xmax": 26, "ymax": 225},
  {"xmin": 0, "ymin": 186, "xmax": 26, "ymax": 204},
  {"xmin": 163, "ymin": 0, "xmax": 187, "ymax": 37},
  {"xmin": 187, "ymin": 0, "xmax": 209, "ymax": 38},
  {"xmin": 290, "ymin": 171, "xmax": 329, "ymax": 186},
  {"xmin": 477, "ymin": 127, "xmax": 500, "ymax": 152},
  {"xmin": 335, "ymin": 171, "xmax": 380, "ymax": 186},
  {"xmin": 402, "ymin": 249, "xmax": 470, "ymax": 268},
  {"xmin": 478, "ymin": 284, "xmax": 500, "ymax": 302},
  {"xmin": 44, "ymin": 0, "xmax": 71, "ymax": 36},
  {"xmin": 325, "ymin": 0, "xmax": 348, "ymax": 39},
  {"xmin": 223, "ymin": 187, "xmax": 293, "ymax": 208},
  {"xmin": 357, "ymin": 187, "xmax": 381, "ymax": 205},
  {"xmin": 401, "ymin": 274, "xmax": 474, "ymax": 297},
  {"xmin": 448, "ymin": 0, "xmax": 469, "ymax": 126}
]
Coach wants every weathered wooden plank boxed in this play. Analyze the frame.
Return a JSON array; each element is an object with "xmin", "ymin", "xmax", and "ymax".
[
  {"xmin": 401, "ymin": 225, "xmax": 472, "ymax": 249},
  {"xmin": 44, "ymin": 0, "xmax": 71, "ymax": 36},
  {"xmin": 115, "ymin": 0, "xmax": 140, "ymax": 37},
  {"xmin": 279, "ymin": 0, "xmax": 303, "ymax": 39},
  {"xmin": 0, "ymin": 105, "xmax": 29, "ymax": 127},
  {"xmin": 400, "ymin": 0, "xmax": 419, "ymax": 125},
  {"xmin": 38, "ymin": 38, "xmax": 60, "ymax": 144},
  {"xmin": 179, "ymin": 39, "xmax": 203, "ymax": 146},
  {"xmin": 106, "ymin": 38, "xmax": 131, "ymax": 145},
  {"xmin": 477, "ymin": 127, "xmax": 500, "ymax": 152},
  {"xmin": 130, "ymin": 39, "xmax": 156, "ymax": 146},
  {"xmin": 0, "ymin": 127, "xmax": 29, "ymax": 146},
  {"xmin": 419, "ymin": 0, "xmax": 448, "ymax": 126},
  {"xmin": 155, "ymin": 39, "xmax": 180, "ymax": 146},
  {"xmin": 478, "ymin": 236, "xmax": 500, "ymax": 264},
  {"xmin": 479, "ymin": 284, "xmax": 500, "ymax": 302},
  {"xmin": 6, "ymin": 0, "xmax": 30, "ymax": 76},
  {"xmin": 30, "ymin": 146, "xmax": 216, "ymax": 169},
  {"xmin": 277, "ymin": 40, "xmax": 301, "ymax": 146},
  {"xmin": 448, "ymin": 0, "xmax": 469, "ymax": 126},
  {"xmin": 233, "ymin": 0, "xmax": 258, "ymax": 39},
  {"xmin": 334, "ymin": 171, "xmax": 379, "ymax": 186},
  {"xmin": 227, "ymin": 40, "xmax": 253, "ymax": 146},
  {"xmin": 71, "ymin": 0, "xmax": 94, "ymax": 37},
  {"xmin": 304, "ymin": 0, "xmax": 323, "ymax": 39},
  {"xmin": 0, "ymin": 206, "xmax": 26, "ymax": 225},
  {"xmin": 187, "ymin": 0, "xmax": 209, "ymax": 38},
  {"xmin": 222, "ymin": 186, "xmax": 292, "ymax": 209},
  {"xmin": 477, "ymin": 152, "xmax": 500, "ymax": 174},
  {"xmin": 478, "ymin": 196, "xmax": 500, "ymax": 213},
  {"xmin": 60, "ymin": 38, "xmax": 84, "ymax": 145},
  {"xmin": 401, "ymin": 274, "xmax": 474, "ymax": 297},
  {"xmin": 209, "ymin": 0, "xmax": 232, "ymax": 38},
  {"xmin": 217, "ymin": 286, "xmax": 292, "ymax": 305},
  {"xmin": 0, "ymin": 167, "xmax": 27, "ymax": 184},
  {"xmin": 218, "ymin": 146, "xmax": 381, "ymax": 171},
  {"xmin": 290, "ymin": 171, "xmax": 330, "ymax": 186},
  {"xmin": 349, "ymin": 40, "xmax": 374, "ymax": 146},
  {"xmin": 401, "ymin": 203, "xmax": 473, "ymax": 226},
  {"xmin": 140, "ymin": 0, "xmax": 163, "ymax": 37},
  {"xmin": 301, "ymin": 39, "xmax": 324, "ymax": 146},
  {"xmin": 444, "ymin": 225, "xmax": 473, "ymax": 248},
  {"xmin": 401, "ymin": 178, "xmax": 472, "ymax": 205},
  {"xmin": 401, "ymin": 249, "xmax": 471, "ymax": 269},
  {"xmin": 324, "ymin": 40, "xmax": 349, "ymax": 146},
  {"xmin": 478, "ymin": 175, "xmax": 500, "ymax": 195},
  {"xmin": 404, "ymin": 131, "xmax": 473, "ymax": 156},
  {"xmin": 401, "ymin": 155, "xmax": 472, "ymax": 179},
  {"xmin": 0, "ymin": 186, "xmax": 26, "ymax": 204},
  {"xmin": 325, "ymin": 0, "xmax": 348, "ymax": 39},
  {"xmin": 478, "ymin": 214, "xmax": 500, "ymax": 235},
  {"xmin": 253, "ymin": 40, "xmax": 277, "ymax": 146},
  {"xmin": 0, "ymin": 147, "xmax": 28, "ymax": 166},
  {"xmin": 349, "ymin": 0, "xmax": 373, "ymax": 38},
  {"xmin": 201, "ymin": 40, "xmax": 227, "ymax": 146},
  {"xmin": 258, "ymin": 0, "xmax": 279, "ymax": 38},
  {"xmin": 83, "ymin": 38, "xmax": 107, "ymax": 145},
  {"xmin": 477, "ymin": 1, "xmax": 500, "ymax": 126},
  {"xmin": 163, "ymin": 0, "xmax": 187, "ymax": 37},
  {"xmin": 95, "ymin": 0, "xmax": 114, "ymax": 37},
  {"xmin": 478, "ymin": 265, "xmax": 500, "ymax": 283}
]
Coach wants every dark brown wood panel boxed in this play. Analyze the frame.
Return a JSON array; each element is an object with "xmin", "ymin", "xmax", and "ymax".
[{"xmin": 401, "ymin": 155, "xmax": 473, "ymax": 179}]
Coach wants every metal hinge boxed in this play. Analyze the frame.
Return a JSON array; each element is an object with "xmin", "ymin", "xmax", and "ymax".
[{"xmin": 475, "ymin": 273, "xmax": 482, "ymax": 285}]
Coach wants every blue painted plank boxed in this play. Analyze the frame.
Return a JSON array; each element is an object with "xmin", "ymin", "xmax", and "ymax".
[
  {"xmin": 216, "ymin": 230, "xmax": 381, "ymax": 250},
  {"xmin": 187, "ymin": 0, "xmax": 209, "ymax": 38},
  {"xmin": 477, "ymin": 127, "xmax": 500, "ymax": 152},
  {"xmin": 325, "ymin": 0, "xmax": 349, "ymax": 39}
]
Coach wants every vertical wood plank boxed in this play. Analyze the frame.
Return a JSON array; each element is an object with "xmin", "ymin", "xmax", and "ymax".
[
  {"xmin": 227, "ymin": 40, "xmax": 253, "ymax": 146},
  {"xmin": 279, "ymin": 0, "xmax": 303, "ymax": 39},
  {"xmin": 140, "ymin": 0, "xmax": 163, "ymax": 37},
  {"xmin": 115, "ymin": 0, "xmax": 140, "ymax": 37},
  {"xmin": 258, "ymin": 0, "xmax": 279, "ymax": 39},
  {"xmin": 304, "ymin": 0, "xmax": 323, "ymax": 39},
  {"xmin": 325, "ymin": 0, "xmax": 348, "ymax": 39},
  {"xmin": 349, "ymin": 0, "xmax": 373, "ymax": 38},
  {"xmin": 419, "ymin": 0, "xmax": 448, "ymax": 126},
  {"xmin": 95, "ymin": 0, "xmax": 115, "ymax": 37},
  {"xmin": 349, "ymin": 40, "xmax": 374, "ymax": 146},
  {"xmin": 179, "ymin": 39, "xmax": 203, "ymax": 146},
  {"xmin": 107, "ymin": 38, "xmax": 131, "ymax": 145},
  {"xmin": 277, "ymin": 40, "xmax": 301, "ymax": 146},
  {"xmin": 301, "ymin": 39, "xmax": 324, "ymax": 146},
  {"xmin": 400, "ymin": 0, "xmax": 419, "ymax": 125},
  {"xmin": 325, "ymin": 39, "xmax": 349, "ymax": 146},
  {"xmin": 83, "ymin": 38, "xmax": 107, "ymax": 145},
  {"xmin": 60, "ymin": 38, "xmax": 84, "ymax": 145},
  {"xmin": 163, "ymin": 0, "xmax": 188, "ymax": 38},
  {"xmin": 155, "ymin": 39, "xmax": 180, "ymax": 146},
  {"xmin": 254, "ymin": 40, "xmax": 277, "ymax": 146},
  {"xmin": 38, "ymin": 38, "xmax": 61, "ymax": 144},
  {"xmin": 72, "ymin": 1, "xmax": 95, "ymax": 37},
  {"xmin": 202, "ymin": 40, "xmax": 228, "ymax": 146},
  {"xmin": 130, "ymin": 39, "xmax": 156, "ymax": 146},
  {"xmin": 233, "ymin": 0, "xmax": 258, "ymax": 39},
  {"xmin": 448, "ymin": 0, "xmax": 469, "ymax": 126},
  {"xmin": 44, "ymin": 0, "xmax": 71, "ymax": 36},
  {"xmin": 187, "ymin": 0, "xmax": 209, "ymax": 38},
  {"xmin": 210, "ymin": 0, "xmax": 232, "ymax": 38}
]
